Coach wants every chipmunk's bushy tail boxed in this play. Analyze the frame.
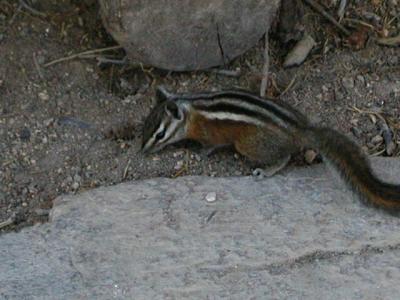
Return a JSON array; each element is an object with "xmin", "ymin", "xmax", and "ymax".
[{"xmin": 308, "ymin": 127, "xmax": 400, "ymax": 210}]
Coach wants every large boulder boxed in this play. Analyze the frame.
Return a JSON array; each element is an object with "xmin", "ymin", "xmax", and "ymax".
[
  {"xmin": 99, "ymin": 0, "xmax": 280, "ymax": 71},
  {"xmin": 1, "ymin": 158, "xmax": 400, "ymax": 298}
]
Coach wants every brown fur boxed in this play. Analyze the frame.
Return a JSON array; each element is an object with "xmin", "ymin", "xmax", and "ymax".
[
  {"xmin": 186, "ymin": 111, "xmax": 259, "ymax": 147},
  {"xmin": 187, "ymin": 111, "xmax": 300, "ymax": 165}
]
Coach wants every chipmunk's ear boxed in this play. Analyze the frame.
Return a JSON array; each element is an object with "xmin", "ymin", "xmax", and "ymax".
[
  {"xmin": 165, "ymin": 101, "xmax": 183, "ymax": 120},
  {"xmin": 156, "ymin": 86, "xmax": 175, "ymax": 103}
]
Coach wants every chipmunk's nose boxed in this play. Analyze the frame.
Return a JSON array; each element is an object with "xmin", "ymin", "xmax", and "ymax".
[
  {"xmin": 140, "ymin": 140, "xmax": 154, "ymax": 155},
  {"xmin": 140, "ymin": 141, "xmax": 148, "ymax": 154}
]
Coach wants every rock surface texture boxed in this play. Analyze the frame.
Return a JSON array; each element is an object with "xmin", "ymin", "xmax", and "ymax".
[
  {"xmin": 99, "ymin": 0, "xmax": 280, "ymax": 71},
  {"xmin": 1, "ymin": 158, "xmax": 400, "ymax": 299}
]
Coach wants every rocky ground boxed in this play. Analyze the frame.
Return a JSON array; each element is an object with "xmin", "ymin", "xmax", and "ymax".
[
  {"xmin": 2, "ymin": 158, "xmax": 400, "ymax": 299},
  {"xmin": 0, "ymin": 0, "xmax": 399, "ymax": 231}
]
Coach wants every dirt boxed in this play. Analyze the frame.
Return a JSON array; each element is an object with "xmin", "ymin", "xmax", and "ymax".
[{"xmin": 0, "ymin": 0, "xmax": 399, "ymax": 232}]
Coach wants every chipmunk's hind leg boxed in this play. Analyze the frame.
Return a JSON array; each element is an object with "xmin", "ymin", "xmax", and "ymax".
[{"xmin": 234, "ymin": 128, "xmax": 298, "ymax": 179}]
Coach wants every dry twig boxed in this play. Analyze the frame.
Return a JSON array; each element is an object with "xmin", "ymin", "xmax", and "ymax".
[
  {"xmin": 0, "ymin": 216, "xmax": 14, "ymax": 230},
  {"xmin": 209, "ymin": 68, "xmax": 242, "ymax": 77},
  {"xmin": 337, "ymin": 0, "xmax": 347, "ymax": 21},
  {"xmin": 43, "ymin": 45, "xmax": 123, "ymax": 67},
  {"xmin": 280, "ymin": 75, "xmax": 297, "ymax": 96},
  {"xmin": 376, "ymin": 35, "xmax": 400, "ymax": 47},
  {"xmin": 303, "ymin": 0, "xmax": 350, "ymax": 36},
  {"xmin": 260, "ymin": 30, "xmax": 270, "ymax": 97},
  {"xmin": 123, "ymin": 158, "xmax": 131, "ymax": 180},
  {"xmin": 19, "ymin": 0, "xmax": 46, "ymax": 17},
  {"xmin": 32, "ymin": 53, "xmax": 44, "ymax": 80}
]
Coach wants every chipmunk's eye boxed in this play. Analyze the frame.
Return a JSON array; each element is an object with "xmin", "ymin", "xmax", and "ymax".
[{"xmin": 155, "ymin": 129, "xmax": 166, "ymax": 140}]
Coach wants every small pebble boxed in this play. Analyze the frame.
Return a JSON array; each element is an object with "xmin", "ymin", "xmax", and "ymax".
[
  {"xmin": 194, "ymin": 154, "xmax": 201, "ymax": 162},
  {"xmin": 174, "ymin": 160, "xmax": 184, "ymax": 170},
  {"xmin": 71, "ymin": 182, "xmax": 80, "ymax": 190},
  {"xmin": 356, "ymin": 75, "xmax": 365, "ymax": 86},
  {"xmin": 388, "ymin": 56, "xmax": 398, "ymax": 66},
  {"xmin": 205, "ymin": 192, "xmax": 217, "ymax": 203},
  {"xmin": 350, "ymin": 118, "xmax": 359, "ymax": 126},
  {"xmin": 283, "ymin": 34, "xmax": 316, "ymax": 67},
  {"xmin": 36, "ymin": 54, "xmax": 46, "ymax": 64},
  {"xmin": 342, "ymin": 77, "xmax": 354, "ymax": 91},
  {"xmin": 371, "ymin": 135, "xmax": 383, "ymax": 145},
  {"xmin": 44, "ymin": 118, "xmax": 54, "ymax": 127},
  {"xmin": 391, "ymin": 86, "xmax": 400, "ymax": 99},
  {"xmin": 173, "ymin": 150, "xmax": 184, "ymax": 158},
  {"xmin": 34, "ymin": 208, "xmax": 50, "ymax": 216},
  {"xmin": 38, "ymin": 91, "xmax": 49, "ymax": 101},
  {"xmin": 304, "ymin": 149, "xmax": 317, "ymax": 164}
]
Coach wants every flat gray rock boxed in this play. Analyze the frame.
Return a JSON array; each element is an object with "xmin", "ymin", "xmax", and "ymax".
[
  {"xmin": 1, "ymin": 158, "xmax": 400, "ymax": 299},
  {"xmin": 99, "ymin": 0, "xmax": 279, "ymax": 71}
]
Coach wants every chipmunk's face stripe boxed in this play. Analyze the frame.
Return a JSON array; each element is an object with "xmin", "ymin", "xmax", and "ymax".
[
  {"xmin": 193, "ymin": 100, "xmax": 290, "ymax": 129},
  {"xmin": 178, "ymin": 91, "xmax": 300, "ymax": 126},
  {"xmin": 158, "ymin": 118, "xmax": 180, "ymax": 145},
  {"xmin": 142, "ymin": 101, "xmax": 187, "ymax": 153}
]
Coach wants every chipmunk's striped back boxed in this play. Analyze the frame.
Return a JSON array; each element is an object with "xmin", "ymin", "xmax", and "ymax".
[{"xmin": 179, "ymin": 91, "xmax": 308, "ymax": 130}]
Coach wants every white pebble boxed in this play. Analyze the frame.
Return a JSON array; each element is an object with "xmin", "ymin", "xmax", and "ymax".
[
  {"xmin": 174, "ymin": 160, "xmax": 184, "ymax": 170},
  {"xmin": 205, "ymin": 192, "xmax": 217, "ymax": 203},
  {"xmin": 38, "ymin": 91, "xmax": 49, "ymax": 101},
  {"xmin": 173, "ymin": 150, "xmax": 184, "ymax": 158}
]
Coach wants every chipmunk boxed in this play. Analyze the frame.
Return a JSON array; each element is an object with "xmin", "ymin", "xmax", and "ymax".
[{"xmin": 142, "ymin": 86, "xmax": 400, "ymax": 210}]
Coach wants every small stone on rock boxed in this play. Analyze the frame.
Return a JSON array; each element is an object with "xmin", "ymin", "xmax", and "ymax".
[{"xmin": 205, "ymin": 192, "xmax": 217, "ymax": 203}]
